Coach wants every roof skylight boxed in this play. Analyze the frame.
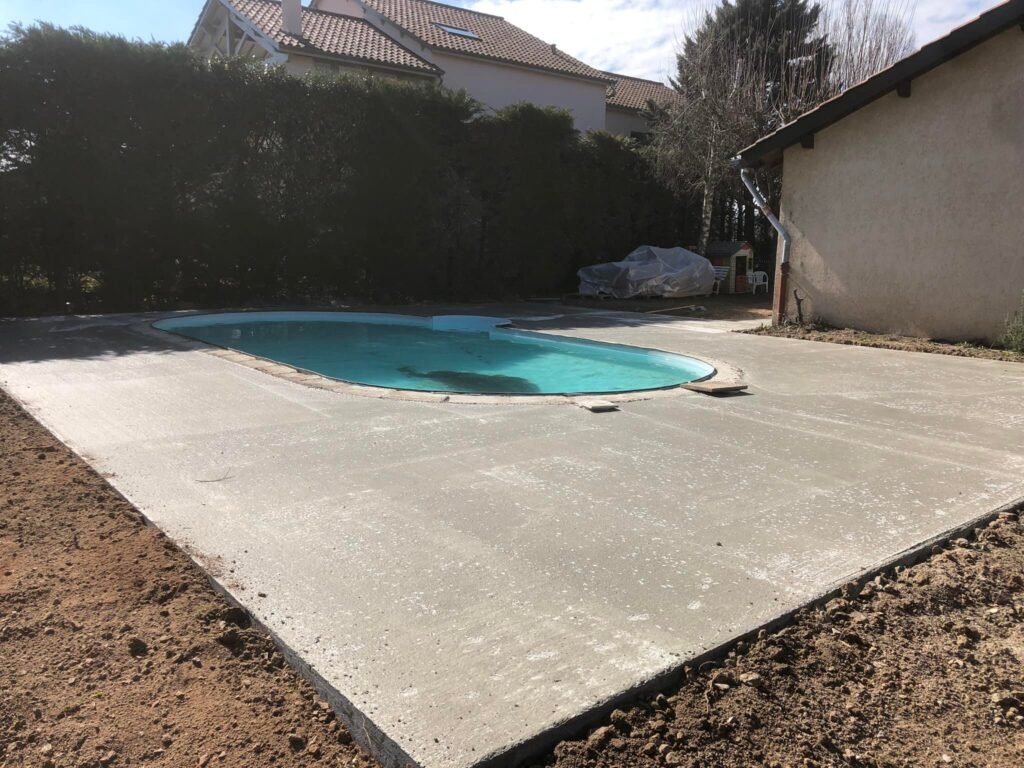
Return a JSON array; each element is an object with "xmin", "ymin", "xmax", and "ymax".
[{"xmin": 434, "ymin": 22, "xmax": 480, "ymax": 40}]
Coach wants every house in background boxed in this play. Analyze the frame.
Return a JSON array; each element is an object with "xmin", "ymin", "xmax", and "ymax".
[
  {"xmin": 604, "ymin": 72, "xmax": 680, "ymax": 138},
  {"xmin": 736, "ymin": 0, "xmax": 1024, "ymax": 342},
  {"xmin": 189, "ymin": 0, "xmax": 675, "ymax": 135}
]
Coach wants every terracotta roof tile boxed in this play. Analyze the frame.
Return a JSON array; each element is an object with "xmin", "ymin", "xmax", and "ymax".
[
  {"xmin": 227, "ymin": 0, "xmax": 440, "ymax": 74},
  {"xmin": 363, "ymin": 0, "xmax": 611, "ymax": 82},
  {"xmin": 604, "ymin": 72, "xmax": 680, "ymax": 112}
]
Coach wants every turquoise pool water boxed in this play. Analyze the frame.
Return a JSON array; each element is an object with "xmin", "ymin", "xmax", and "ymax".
[{"xmin": 153, "ymin": 312, "xmax": 714, "ymax": 395}]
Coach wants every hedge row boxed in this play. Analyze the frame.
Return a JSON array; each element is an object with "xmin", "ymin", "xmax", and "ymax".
[{"xmin": 0, "ymin": 25, "xmax": 693, "ymax": 315}]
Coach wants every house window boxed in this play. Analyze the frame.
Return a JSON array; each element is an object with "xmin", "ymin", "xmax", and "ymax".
[{"xmin": 434, "ymin": 23, "xmax": 480, "ymax": 40}]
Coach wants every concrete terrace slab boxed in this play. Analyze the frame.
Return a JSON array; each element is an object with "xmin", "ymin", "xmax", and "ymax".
[{"xmin": 1, "ymin": 307, "xmax": 1022, "ymax": 768}]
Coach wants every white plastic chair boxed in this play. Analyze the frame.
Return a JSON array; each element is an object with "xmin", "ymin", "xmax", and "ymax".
[
  {"xmin": 711, "ymin": 266, "xmax": 730, "ymax": 295},
  {"xmin": 749, "ymin": 270, "xmax": 769, "ymax": 295}
]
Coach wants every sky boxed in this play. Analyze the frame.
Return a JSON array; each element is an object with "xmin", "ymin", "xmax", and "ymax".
[{"xmin": 0, "ymin": 0, "xmax": 1000, "ymax": 82}]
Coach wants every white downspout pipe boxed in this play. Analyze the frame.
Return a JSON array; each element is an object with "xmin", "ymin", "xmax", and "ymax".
[{"xmin": 740, "ymin": 167, "xmax": 790, "ymax": 325}]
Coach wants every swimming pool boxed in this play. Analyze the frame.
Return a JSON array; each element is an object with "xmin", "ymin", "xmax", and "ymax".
[{"xmin": 153, "ymin": 312, "xmax": 715, "ymax": 396}]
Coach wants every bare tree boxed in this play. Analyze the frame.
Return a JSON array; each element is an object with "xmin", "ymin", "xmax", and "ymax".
[
  {"xmin": 649, "ymin": 0, "xmax": 915, "ymax": 253},
  {"xmin": 823, "ymin": 0, "xmax": 916, "ymax": 92}
]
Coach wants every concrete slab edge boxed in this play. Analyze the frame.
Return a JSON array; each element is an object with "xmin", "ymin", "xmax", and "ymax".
[
  {"xmin": 197, "ymin": 573, "xmax": 419, "ymax": 768},
  {"xmin": 5, "ymin": 378, "xmax": 1020, "ymax": 768},
  {"xmin": 469, "ymin": 495, "xmax": 1024, "ymax": 768},
  {"xmin": 0, "ymin": 381, "xmax": 420, "ymax": 768},
  {"xmin": 134, "ymin": 320, "xmax": 745, "ymax": 406}
]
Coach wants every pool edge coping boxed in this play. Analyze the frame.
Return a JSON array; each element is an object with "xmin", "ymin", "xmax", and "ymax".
[{"xmin": 133, "ymin": 312, "xmax": 746, "ymax": 406}]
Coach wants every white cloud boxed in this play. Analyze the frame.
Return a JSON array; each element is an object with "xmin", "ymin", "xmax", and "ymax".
[
  {"xmin": 455, "ymin": 0, "xmax": 1000, "ymax": 84},
  {"xmin": 913, "ymin": 0, "xmax": 990, "ymax": 44},
  {"xmin": 457, "ymin": 0, "xmax": 697, "ymax": 82}
]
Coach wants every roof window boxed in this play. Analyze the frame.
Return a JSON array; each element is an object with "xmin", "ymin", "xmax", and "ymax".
[{"xmin": 434, "ymin": 23, "xmax": 480, "ymax": 40}]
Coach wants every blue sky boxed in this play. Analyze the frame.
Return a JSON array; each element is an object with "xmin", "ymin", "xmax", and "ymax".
[{"xmin": 0, "ymin": 1, "xmax": 998, "ymax": 81}]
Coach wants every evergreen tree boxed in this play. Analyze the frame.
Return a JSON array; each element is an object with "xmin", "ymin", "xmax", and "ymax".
[
  {"xmin": 651, "ymin": 0, "xmax": 833, "ymax": 253},
  {"xmin": 649, "ymin": 0, "xmax": 913, "ymax": 256}
]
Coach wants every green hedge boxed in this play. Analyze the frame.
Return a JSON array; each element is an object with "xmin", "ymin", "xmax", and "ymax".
[{"xmin": 0, "ymin": 25, "xmax": 690, "ymax": 315}]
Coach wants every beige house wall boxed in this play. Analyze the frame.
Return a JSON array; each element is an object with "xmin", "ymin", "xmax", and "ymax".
[
  {"xmin": 777, "ymin": 27, "xmax": 1024, "ymax": 343},
  {"xmin": 282, "ymin": 53, "xmax": 433, "ymax": 83},
  {"xmin": 432, "ymin": 51, "xmax": 608, "ymax": 132},
  {"xmin": 312, "ymin": 0, "xmax": 366, "ymax": 16},
  {"xmin": 605, "ymin": 108, "xmax": 650, "ymax": 137}
]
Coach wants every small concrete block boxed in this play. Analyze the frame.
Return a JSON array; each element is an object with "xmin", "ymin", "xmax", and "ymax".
[
  {"xmin": 682, "ymin": 380, "xmax": 748, "ymax": 395},
  {"xmin": 575, "ymin": 399, "xmax": 620, "ymax": 413}
]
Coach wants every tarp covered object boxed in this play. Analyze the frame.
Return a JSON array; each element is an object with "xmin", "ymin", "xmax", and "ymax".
[{"xmin": 577, "ymin": 246, "xmax": 715, "ymax": 299}]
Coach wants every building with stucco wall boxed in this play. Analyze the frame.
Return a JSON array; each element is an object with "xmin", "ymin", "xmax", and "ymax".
[
  {"xmin": 430, "ymin": 50, "xmax": 609, "ymax": 133},
  {"xmin": 736, "ymin": 0, "xmax": 1024, "ymax": 343},
  {"xmin": 604, "ymin": 72, "xmax": 680, "ymax": 139},
  {"xmin": 189, "ymin": 0, "xmax": 621, "ymax": 133}
]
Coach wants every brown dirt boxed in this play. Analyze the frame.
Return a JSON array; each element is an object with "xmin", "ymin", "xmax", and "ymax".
[
  {"xmin": 562, "ymin": 294, "xmax": 774, "ymax": 322},
  {"xmin": 3, "ymin": 388, "xmax": 1024, "ymax": 768},
  {"xmin": 747, "ymin": 324, "xmax": 1024, "ymax": 363},
  {"xmin": 0, "ymin": 391, "xmax": 377, "ymax": 768},
  {"xmin": 548, "ymin": 516, "xmax": 1024, "ymax": 768}
]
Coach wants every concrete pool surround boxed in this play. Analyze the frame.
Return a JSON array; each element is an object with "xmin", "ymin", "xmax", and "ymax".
[
  {"xmin": 148, "ymin": 310, "xmax": 737, "ymax": 404},
  {"xmin": 2, "ymin": 304, "xmax": 1023, "ymax": 768}
]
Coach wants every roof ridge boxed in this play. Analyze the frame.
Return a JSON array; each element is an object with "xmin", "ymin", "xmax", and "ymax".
[
  {"xmin": 304, "ymin": 6, "xmax": 375, "ymax": 23},
  {"xmin": 248, "ymin": 0, "xmax": 368, "ymax": 23},
  {"xmin": 363, "ymin": 0, "xmax": 612, "ymax": 83},
  {"xmin": 396, "ymin": 0, "xmax": 506, "ymax": 21},
  {"xmin": 603, "ymin": 70, "xmax": 672, "ymax": 86},
  {"xmin": 444, "ymin": 47, "xmax": 613, "ymax": 84}
]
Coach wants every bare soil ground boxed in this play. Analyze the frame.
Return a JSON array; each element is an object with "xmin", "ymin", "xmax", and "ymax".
[
  {"xmin": 0, "ymin": 392, "xmax": 376, "ymax": 768},
  {"xmin": 748, "ymin": 324, "xmax": 1024, "ymax": 364},
  {"xmin": 562, "ymin": 294, "xmax": 773, "ymax": 322},
  {"xmin": 2, "ymin": 389, "xmax": 1023, "ymax": 768},
  {"xmin": 548, "ymin": 518, "xmax": 1024, "ymax": 768}
]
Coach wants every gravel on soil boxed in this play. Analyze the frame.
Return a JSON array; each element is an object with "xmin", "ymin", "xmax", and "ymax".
[
  {"xmin": 2, "ymin": 388, "xmax": 1023, "ymax": 768},
  {"xmin": 746, "ymin": 324, "xmax": 1024, "ymax": 363},
  {"xmin": 546, "ymin": 514, "xmax": 1024, "ymax": 768}
]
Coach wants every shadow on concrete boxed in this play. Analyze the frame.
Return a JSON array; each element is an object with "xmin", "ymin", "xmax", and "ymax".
[
  {"xmin": 338, "ymin": 297, "xmax": 772, "ymax": 331},
  {"xmin": 0, "ymin": 298, "xmax": 767, "ymax": 366},
  {"xmin": 558, "ymin": 294, "xmax": 773, "ymax": 322},
  {"xmin": 0, "ymin": 314, "xmax": 187, "ymax": 365}
]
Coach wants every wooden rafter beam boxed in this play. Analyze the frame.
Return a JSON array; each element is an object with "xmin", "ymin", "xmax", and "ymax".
[
  {"xmin": 223, "ymin": 7, "xmax": 282, "ymax": 59},
  {"xmin": 208, "ymin": 6, "xmax": 231, "ymax": 57},
  {"xmin": 233, "ymin": 29, "xmax": 253, "ymax": 56}
]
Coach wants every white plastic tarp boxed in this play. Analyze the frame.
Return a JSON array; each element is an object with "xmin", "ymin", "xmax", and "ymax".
[{"xmin": 577, "ymin": 246, "xmax": 715, "ymax": 299}]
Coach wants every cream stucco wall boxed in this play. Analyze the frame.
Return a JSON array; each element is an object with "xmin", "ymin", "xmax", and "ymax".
[
  {"xmin": 605, "ymin": 107, "xmax": 651, "ymax": 138},
  {"xmin": 777, "ymin": 27, "xmax": 1024, "ymax": 342},
  {"xmin": 432, "ymin": 51, "xmax": 608, "ymax": 132},
  {"xmin": 311, "ymin": 0, "xmax": 365, "ymax": 16},
  {"xmin": 282, "ymin": 53, "xmax": 431, "ymax": 83}
]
